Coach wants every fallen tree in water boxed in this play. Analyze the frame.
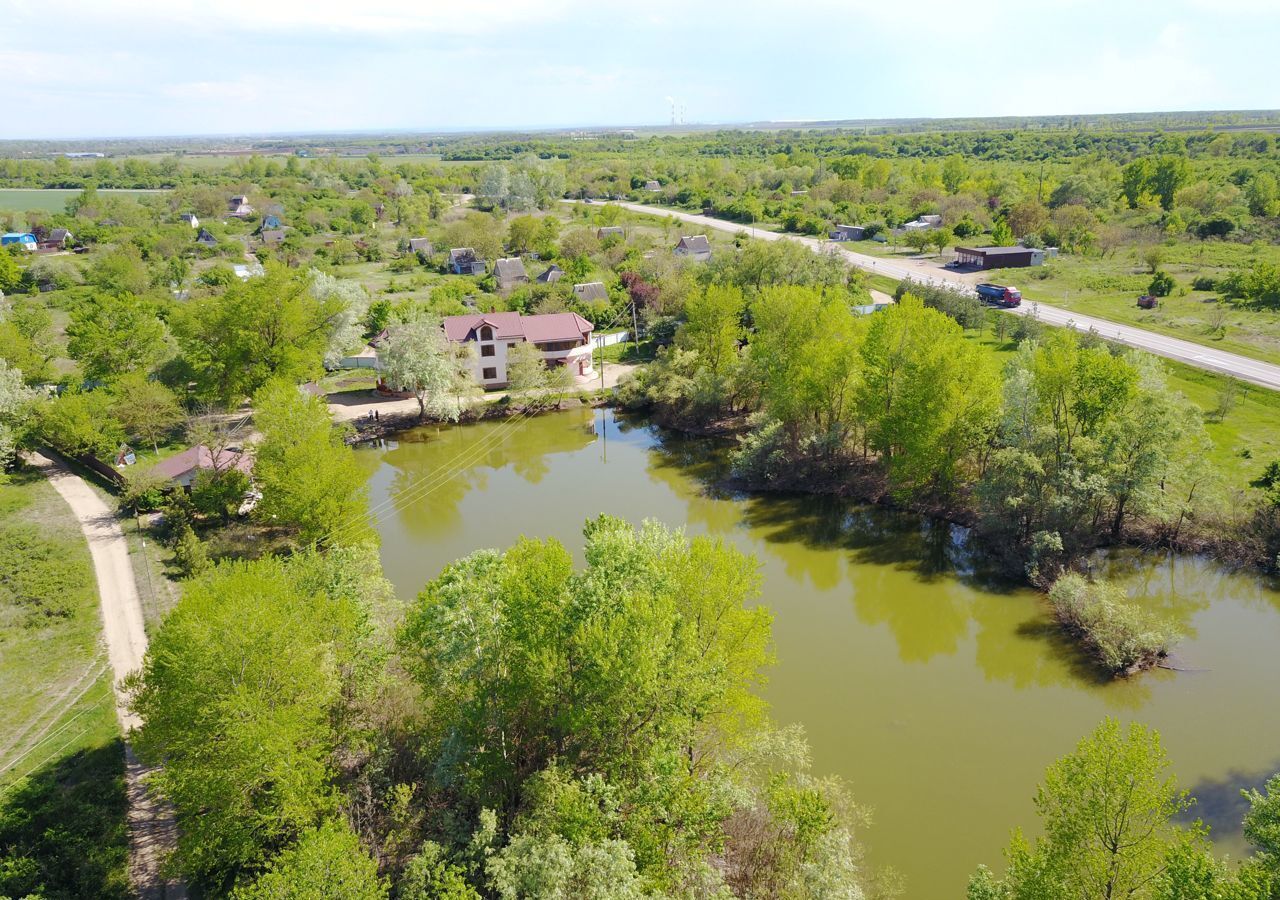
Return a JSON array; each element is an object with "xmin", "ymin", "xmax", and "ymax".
[{"xmin": 1047, "ymin": 573, "xmax": 1180, "ymax": 676}]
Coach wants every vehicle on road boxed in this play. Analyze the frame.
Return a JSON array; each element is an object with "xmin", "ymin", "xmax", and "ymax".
[{"xmin": 976, "ymin": 283, "xmax": 1023, "ymax": 307}]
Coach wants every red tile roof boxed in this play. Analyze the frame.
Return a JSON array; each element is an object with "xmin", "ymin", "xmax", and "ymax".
[
  {"xmin": 151, "ymin": 445, "xmax": 253, "ymax": 481},
  {"xmin": 442, "ymin": 312, "xmax": 593, "ymax": 345}
]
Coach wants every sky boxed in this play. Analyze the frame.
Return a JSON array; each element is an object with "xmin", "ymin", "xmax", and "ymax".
[{"xmin": 2, "ymin": 0, "xmax": 1277, "ymax": 140}]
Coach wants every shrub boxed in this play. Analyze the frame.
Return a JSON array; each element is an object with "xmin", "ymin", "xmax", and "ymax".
[
  {"xmin": 190, "ymin": 468, "xmax": 251, "ymax": 523},
  {"xmin": 1191, "ymin": 275, "xmax": 1218, "ymax": 292},
  {"xmin": 731, "ymin": 417, "xmax": 789, "ymax": 483},
  {"xmin": 1148, "ymin": 270, "xmax": 1176, "ymax": 298},
  {"xmin": 1047, "ymin": 573, "xmax": 1179, "ymax": 674}
]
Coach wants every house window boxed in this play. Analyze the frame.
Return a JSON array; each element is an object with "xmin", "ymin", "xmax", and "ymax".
[
  {"xmin": 481, "ymin": 344, "xmax": 495, "ymax": 357},
  {"xmin": 480, "ymin": 326, "xmax": 494, "ymax": 341},
  {"xmin": 482, "ymin": 367, "xmax": 497, "ymax": 380}
]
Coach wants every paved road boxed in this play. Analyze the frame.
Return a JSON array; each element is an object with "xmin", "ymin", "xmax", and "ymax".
[
  {"xmin": 598, "ymin": 200, "xmax": 1280, "ymax": 391},
  {"xmin": 29, "ymin": 452, "xmax": 185, "ymax": 900}
]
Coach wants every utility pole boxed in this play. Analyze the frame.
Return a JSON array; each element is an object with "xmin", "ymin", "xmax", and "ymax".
[{"xmin": 630, "ymin": 302, "xmax": 640, "ymax": 356}]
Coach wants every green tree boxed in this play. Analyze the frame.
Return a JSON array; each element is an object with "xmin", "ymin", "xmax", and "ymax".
[
  {"xmin": 173, "ymin": 265, "xmax": 343, "ymax": 404},
  {"xmin": 676, "ymin": 284, "xmax": 744, "ymax": 376},
  {"xmin": 85, "ymin": 245, "xmax": 152, "ymax": 296},
  {"xmin": 1243, "ymin": 774, "xmax": 1280, "ymax": 876},
  {"xmin": 748, "ymin": 285, "xmax": 868, "ymax": 452},
  {"xmin": 0, "ymin": 245, "xmax": 20, "ymax": 292},
  {"xmin": 66, "ymin": 294, "xmax": 170, "ymax": 381},
  {"xmin": 978, "ymin": 719, "xmax": 1193, "ymax": 899},
  {"xmin": 0, "ymin": 358, "xmax": 35, "ymax": 476},
  {"xmin": 1246, "ymin": 172, "xmax": 1280, "ymax": 217},
  {"xmin": 251, "ymin": 380, "xmax": 373, "ymax": 545},
  {"xmin": 858, "ymin": 295, "xmax": 1000, "ymax": 494},
  {"xmin": 376, "ymin": 317, "xmax": 473, "ymax": 420},
  {"xmin": 398, "ymin": 515, "xmax": 772, "ymax": 826},
  {"xmin": 1122, "ymin": 158, "xmax": 1153, "ymax": 209},
  {"xmin": 191, "ymin": 466, "xmax": 251, "ymax": 523},
  {"xmin": 109, "ymin": 372, "xmax": 183, "ymax": 453},
  {"xmin": 231, "ymin": 819, "xmax": 387, "ymax": 900},
  {"xmin": 130, "ymin": 552, "xmax": 378, "ymax": 890},
  {"xmin": 1150, "ymin": 155, "xmax": 1190, "ymax": 212},
  {"xmin": 1149, "ymin": 270, "xmax": 1176, "ymax": 297},
  {"xmin": 35, "ymin": 389, "xmax": 125, "ymax": 459},
  {"xmin": 990, "ymin": 219, "xmax": 1017, "ymax": 246}
]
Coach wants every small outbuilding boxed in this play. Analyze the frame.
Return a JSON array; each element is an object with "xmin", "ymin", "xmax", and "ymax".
[
  {"xmin": 408, "ymin": 237, "xmax": 434, "ymax": 257},
  {"xmin": 644, "ymin": 180, "xmax": 661, "ymax": 192},
  {"xmin": 179, "ymin": 213, "xmax": 199, "ymax": 228},
  {"xmin": 449, "ymin": 247, "xmax": 487, "ymax": 276},
  {"xmin": 493, "ymin": 257, "xmax": 530, "ymax": 291},
  {"xmin": 674, "ymin": 234, "xmax": 712, "ymax": 262},
  {"xmin": 537, "ymin": 264, "xmax": 564, "ymax": 284},
  {"xmin": 195, "ymin": 228, "xmax": 218, "ymax": 248},
  {"xmin": 572, "ymin": 281, "xmax": 609, "ymax": 302},
  {"xmin": 828, "ymin": 224, "xmax": 865, "ymax": 242},
  {"xmin": 596, "ymin": 226, "xmax": 625, "ymax": 240}
]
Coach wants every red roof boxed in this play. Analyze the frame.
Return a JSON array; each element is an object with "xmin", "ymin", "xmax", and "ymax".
[
  {"xmin": 151, "ymin": 445, "xmax": 253, "ymax": 481},
  {"xmin": 442, "ymin": 312, "xmax": 593, "ymax": 344}
]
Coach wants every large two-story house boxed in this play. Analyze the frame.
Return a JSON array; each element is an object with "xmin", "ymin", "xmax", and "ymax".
[{"xmin": 442, "ymin": 311, "xmax": 594, "ymax": 388}]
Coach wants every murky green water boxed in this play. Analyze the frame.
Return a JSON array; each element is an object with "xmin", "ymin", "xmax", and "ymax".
[{"xmin": 356, "ymin": 407, "xmax": 1280, "ymax": 897}]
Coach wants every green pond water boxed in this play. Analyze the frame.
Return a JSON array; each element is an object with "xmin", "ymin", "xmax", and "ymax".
[{"xmin": 356, "ymin": 406, "xmax": 1280, "ymax": 897}]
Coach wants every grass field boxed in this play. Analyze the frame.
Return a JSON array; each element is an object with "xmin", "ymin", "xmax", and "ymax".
[
  {"xmin": 0, "ymin": 465, "xmax": 129, "ymax": 898},
  {"xmin": 0, "ymin": 187, "xmax": 167, "ymax": 213},
  {"xmin": 0, "ymin": 468, "xmax": 119, "ymax": 786}
]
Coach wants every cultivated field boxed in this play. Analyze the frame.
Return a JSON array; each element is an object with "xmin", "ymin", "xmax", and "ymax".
[{"xmin": 0, "ymin": 188, "xmax": 167, "ymax": 213}]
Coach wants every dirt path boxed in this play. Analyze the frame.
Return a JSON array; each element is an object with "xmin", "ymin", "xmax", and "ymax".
[
  {"xmin": 28, "ymin": 451, "xmax": 186, "ymax": 900},
  {"xmin": 330, "ymin": 361, "xmax": 638, "ymax": 422}
]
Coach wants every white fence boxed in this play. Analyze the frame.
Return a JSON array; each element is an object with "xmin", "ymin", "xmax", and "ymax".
[{"xmin": 595, "ymin": 330, "xmax": 632, "ymax": 348}]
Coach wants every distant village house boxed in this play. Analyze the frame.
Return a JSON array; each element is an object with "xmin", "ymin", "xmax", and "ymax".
[
  {"xmin": 673, "ymin": 234, "xmax": 712, "ymax": 262},
  {"xmin": 493, "ymin": 257, "xmax": 530, "ymax": 292},
  {"xmin": 828, "ymin": 224, "xmax": 866, "ymax": 242},
  {"xmin": 37, "ymin": 228, "xmax": 73, "ymax": 251},
  {"xmin": 449, "ymin": 247, "xmax": 487, "ymax": 275},
  {"xmin": 1, "ymin": 232, "xmax": 36, "ymax": 251},
  {"xmin": 572, "ymin": 281, "xmax": 609, "ymax": 303}
]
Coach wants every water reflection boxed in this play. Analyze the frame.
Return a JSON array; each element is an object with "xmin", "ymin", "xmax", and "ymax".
[{"xmin": 355, "ymin": 407, "xmax": 1280, "ymax": 898}]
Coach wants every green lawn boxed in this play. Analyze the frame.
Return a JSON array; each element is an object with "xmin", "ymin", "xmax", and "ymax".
[
  {"xmin": 963, "ymin": 313, "xmax": 1279, "ymax": 503},
  {"xmin": 0, "ymin": 466, "xmax": 129, "ymax": 897}
]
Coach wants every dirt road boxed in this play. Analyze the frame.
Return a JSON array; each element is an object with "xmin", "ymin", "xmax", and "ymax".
[
  {"xmin": 29, "ymin": 451, "xmax": 185, "ymax": 900},
  {"xmin": 330, "ymin": 361, "xmax": 637, "ymax": 422},
  {"xmin": 594, "ymin": 200, "xmax": 1280, "ymax": 392}
]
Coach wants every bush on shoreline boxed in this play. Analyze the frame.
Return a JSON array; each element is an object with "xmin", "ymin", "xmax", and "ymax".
[{"xmin": 1047, "ymin": 573, "xmax": 1179, "ymax": 674}]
